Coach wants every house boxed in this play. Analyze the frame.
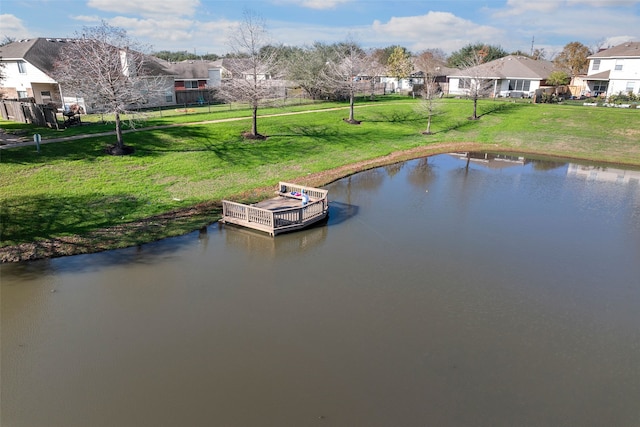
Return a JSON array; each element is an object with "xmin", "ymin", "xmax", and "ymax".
[
  {"xmin": 164, "ymin": 57, "xmax": 291, "ymax": 104},
  {"xmin": 583, "ymin": 41, "xmax": 640, "ymax": 98},
  {"xmin": 447, "ymin": 55, "xmax": 558, "ymax": 98},
  {"xmin": 0, "ymin": 38, "xmax": 68, "ymax": 105},
  {"xmin": 0, "ymin": 37, "xmax": 176, "ymax": 113},
  {"xmin": 164, "ymin": 59, "xmax": 224, "ymax": 105},
  {"xmin": 409, "ymin": 64, "xmax": 458, "ymax": 96}
]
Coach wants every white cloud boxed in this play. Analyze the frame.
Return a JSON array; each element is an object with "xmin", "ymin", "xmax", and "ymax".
[
  {"xmin": 270, "ymin": 20, "xmax": 365, "ymax": 46},
  {"xmin": 272, "ymin": 0, "xmax": 352, "ymax": 10},
  {"xmin": 496, "ymin": 0, "xmax": 559, "ymax": 17},
  {"xmin": 601, "ymin": 35, "xmax": 637, "ymax": 47},
  {"xmin": 489, "ymin": 1, "xmax": 640, "ymax": 56},
  {"xmin": 71, "ymin": 15, "xmax": 102, "ymax": 23},
  {"xmin": 105, "ymin": 15, "xmax": 237, "ymax": 54},
  {"xmin": 87, "ymin": 0, "xmax": 201, "ymax": 17},
  {"xmin": 497, "ymin": 0, "xmax": 640, "ymax": 17},
  {"xmin": 371, "ymin": 11, "xmax": 504, "ymax": 53},
  {"xmin": 566, "ymin": 0, "xmax": 639, "ymax": 6},
  {"xmin": 0, "ymin": 14, "xmax": 30, "ymax": 39}
]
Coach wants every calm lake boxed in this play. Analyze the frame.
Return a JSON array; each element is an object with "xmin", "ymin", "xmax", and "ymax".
[{"xmin": 2, "ymin": 153, "xmax": 639, "ymax": 427}]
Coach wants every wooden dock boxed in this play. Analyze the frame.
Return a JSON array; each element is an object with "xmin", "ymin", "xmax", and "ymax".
[{"xmin": 220, "ymin": 182, "xmax": 329, "ymax": 236}]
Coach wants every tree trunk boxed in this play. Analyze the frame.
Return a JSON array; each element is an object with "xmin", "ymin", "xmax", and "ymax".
[
  {"xmin": 426, "ymin": 115, "xmax": 432, "ymax": 134},
  {"xmin": 115, "ymin": 112, "xmax": 124, "ymax": 149},
  {"xmin": 252, "ymin": 104, "xmax": 258, "ymax": 136},
  {"xmin": 473, "ymin": 97, "xmax": 479, "ymax": 120},
  {"xmin": 349, "ymin": 91, "xmax": 355, "ymax": 122}
]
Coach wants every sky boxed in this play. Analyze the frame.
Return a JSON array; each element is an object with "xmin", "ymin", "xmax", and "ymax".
[{"xmin": 1, "ymin": 0, "xmax": 639, "ymax": 58}]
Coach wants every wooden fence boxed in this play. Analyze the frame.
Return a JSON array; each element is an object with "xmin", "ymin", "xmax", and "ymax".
[{"xmin": 0, "ymin": 100, "xmax": 60, "ymax": 129}]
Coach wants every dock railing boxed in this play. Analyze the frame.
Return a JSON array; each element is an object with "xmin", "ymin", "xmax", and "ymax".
[
  {"xmin": 276, "ymin": 182, "xmax": 328, "ymax": 200},
  {"xmin": 221, "ymin": 182, "xmax": 328, "ymax": 236}
]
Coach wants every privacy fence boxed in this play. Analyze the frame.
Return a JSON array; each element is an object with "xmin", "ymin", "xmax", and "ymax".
[{"xmin": 0, "ymin": 100, "xmax": 60, "ymax": 129}]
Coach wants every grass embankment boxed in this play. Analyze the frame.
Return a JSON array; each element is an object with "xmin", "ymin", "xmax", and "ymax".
[{"xmin": 1, "ymin": 97, "xmax": 639, "ymax": 262}]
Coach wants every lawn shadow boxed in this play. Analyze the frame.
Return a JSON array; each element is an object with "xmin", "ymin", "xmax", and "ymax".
[
  {"xmin": 365, "ymin": 110, "xmax": 424, "ymax": 124},
  {"xmin": 477, "ymin": 101, "xmax": 526, "ymax": 118},
  {"xmin": 1, "ymin": 193, "xmax": 148, "ymax": 245}
]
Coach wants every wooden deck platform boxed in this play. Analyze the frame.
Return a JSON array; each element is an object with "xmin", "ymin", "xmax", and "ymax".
[{"xmin": 220, "ymin": 182, "xmax": 329, "ymax": 236}]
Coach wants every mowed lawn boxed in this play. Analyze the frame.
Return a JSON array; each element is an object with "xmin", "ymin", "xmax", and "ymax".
[{"xmin": 1, "ymin": 97, "xmax": 639, "ymax": 248}]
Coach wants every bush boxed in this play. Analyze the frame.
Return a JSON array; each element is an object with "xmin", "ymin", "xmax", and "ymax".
[{"xmin": 608, "ymin": 91, "xmax": 639, "ymax": 104}]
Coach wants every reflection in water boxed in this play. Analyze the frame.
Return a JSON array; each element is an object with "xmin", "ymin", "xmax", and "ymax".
[
  {"xmin": 568, "ymin": 163, "xmax": 640, "ymax": 185},
  {"xmin": 449, "ymin": 151, "xmax": 529, "ymax": 168},
  {"xmin": 224, "ymin": 223, "xmax": 329, "ymax": 257},
  {"xmin": 2, "ymin": 154, "xmax": 640, "ymax": 427}
]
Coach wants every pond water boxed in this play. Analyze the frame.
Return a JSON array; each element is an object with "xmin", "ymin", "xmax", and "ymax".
[{"xmin": 2, "ymin": 153, "xmax": 640, "ymax": 427}]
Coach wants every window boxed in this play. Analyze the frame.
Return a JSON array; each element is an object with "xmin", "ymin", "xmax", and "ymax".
[
  {"xmin": 458, "ymin": 78, "xmax": 471, "ymax": 89},
  {"xmin": 508, "ymin": 79, "xmax": 531, "ymax": 91},
  {"xmin": 17, "ymin": 91, "xmax": 27, "ymax": 99},
  {"xmin": 185, "ymin": 80, "xmax": 198, "ymax": 89},
  {"xmin": 592, "ymin": 59, "xmax": 600, "ymax": 71},
  {"xmin": 165, "ymin": 91, "xmax": 173, "ymax": 103},
  {"xmin": 41, "ymin": 91, "xmax": 52, "ymax": 103},
  {"xmin": 615, "ymin": 60, "xmax": 623, "ymax": 71},
  {"xmin": 593, "ymin": 81, "xmax": 607, "ymax": 94},
  {"xmin": 17, "ymin": 61, "xmax": 27, "ymax": 74},
  {"xmin": 626, "ymin": 81, "xmax": 636, "ymax": 93}
]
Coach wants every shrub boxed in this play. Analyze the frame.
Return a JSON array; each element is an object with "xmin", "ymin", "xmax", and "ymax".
[{"xmin": 608, "ymin": 91, "xmax": 639, "ymax": 104}]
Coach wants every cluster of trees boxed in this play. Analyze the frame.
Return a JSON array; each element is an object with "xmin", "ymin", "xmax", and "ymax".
[
  {"xmin": 47, "ymin": 11, "xmax": 598, "ymax": 154},
  {"xmin": 152, "ymin": 50, "xmax": 221, "ymax": 62}
]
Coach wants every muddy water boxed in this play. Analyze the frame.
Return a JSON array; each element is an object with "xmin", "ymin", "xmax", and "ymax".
[{"xmin": 2, "ymin": 154, "xmax": 640, "ymax": 427}]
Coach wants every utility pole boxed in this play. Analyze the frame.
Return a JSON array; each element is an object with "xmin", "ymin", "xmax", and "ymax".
[{"xmin": 530, "ymin": 36, "xmax": 535, "ymax": 57}]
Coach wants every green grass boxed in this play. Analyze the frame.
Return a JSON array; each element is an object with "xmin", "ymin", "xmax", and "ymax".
[{"xmin": 2, "ymin": 97, "xmax": 640, "ymax": 250}]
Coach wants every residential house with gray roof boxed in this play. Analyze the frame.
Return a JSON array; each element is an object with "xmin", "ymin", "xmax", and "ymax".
[
  {"xmin": 447, "ymin": 55, "xmax": 558, "ymax": 98},
  {"xmin": 0, "ymin": 38, "xmax": 69, "ymax": 105},
  {"xmin": 0, "ymin": 37, "xmax": 175, "ymax": 112}
]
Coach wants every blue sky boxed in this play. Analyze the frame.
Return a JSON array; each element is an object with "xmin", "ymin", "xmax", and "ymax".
[{"xmin": 1, "ymin": 0, "xmax": 639, "ymax": 57}]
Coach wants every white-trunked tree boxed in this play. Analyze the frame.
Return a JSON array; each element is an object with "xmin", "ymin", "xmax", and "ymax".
[
  {"xmin": 322, "ymin": 39, "xmax": 368, "ymax": 124},
  {"xmin": 54, "ymin": 21, "xmax": 168, "ymax": 155},
  {"xmin": 221, "ymin": 10, "xmax": 279, "ymax": 140}
]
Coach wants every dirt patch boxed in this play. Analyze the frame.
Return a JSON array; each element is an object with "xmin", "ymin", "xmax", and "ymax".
[
  {"xmin": 613, "ymin": 128, "xmax": 640, "ymax": 137},
  {"xmin": 242, "ymin": 131, "xmax": 267, "ymax": 140},
  {"xmin": 105, "ymin": 144, "xmax": 135, "ymax": 155}
]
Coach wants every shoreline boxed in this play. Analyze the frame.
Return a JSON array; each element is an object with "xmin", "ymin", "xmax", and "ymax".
[{"xmin": 2, "ymin": 142, "xmax": 638, "ymax": 263}]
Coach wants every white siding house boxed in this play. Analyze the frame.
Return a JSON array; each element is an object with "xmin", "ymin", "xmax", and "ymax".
[
  {"xmin": 584, "ymin": 42, "xmax": 640, "ymax": 97},
  {"xmin": 0, "ymin": 38, "xmax": 176, "ymax": 113},
  {"xmin": 448, "ymin": 55, "xmax": 558, "ymax": 98},
  {"xmin": 0, "ymin": 38, "xmax": 67, "ymax": 105}
]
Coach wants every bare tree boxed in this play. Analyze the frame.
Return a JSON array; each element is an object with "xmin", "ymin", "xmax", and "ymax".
[
  {"xmin": 322, "ymin": 40, "xmax": 368, "ymax": 124},
  {"xmin": 414, "ymin": 52, "xmax": 443, "ymax": 134},
  {"xmin": 54, "ymin": 21, "xmax": 169, "ymax": 155},
  {"xmin": 1, "ymin": 36, "xmax": 16, "ymax": 47},
  {"xmin": 460, "ymin": 50, "xmax": 495, "ymax": 120},
  {"xmin": 221, "ymin": 10, "xmax": 279, "ymax": 139},
  {"xmin": 365, "ymin": 49, "xmax": 387, "ymax": 100}
]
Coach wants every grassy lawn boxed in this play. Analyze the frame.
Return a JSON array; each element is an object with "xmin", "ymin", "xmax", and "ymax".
[{"xmin": 2, "ymin": 96, "xmax": 639, "ymax": 259}]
